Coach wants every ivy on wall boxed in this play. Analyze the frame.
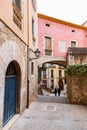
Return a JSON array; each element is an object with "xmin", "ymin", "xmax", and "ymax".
[{"xmin": 66, "ymin": 64, "xmax": 87, "ymax": 76}]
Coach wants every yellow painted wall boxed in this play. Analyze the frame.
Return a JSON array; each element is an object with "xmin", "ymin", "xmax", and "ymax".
[
  {"xmin": 28, "ymin": 0, "xmax": 38, "ymax": 50},
  {"xmin": 0, "ymin": 0, "xmax": 28, "ymax": 43}
]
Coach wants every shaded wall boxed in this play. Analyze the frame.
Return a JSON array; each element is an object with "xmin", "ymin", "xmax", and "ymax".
[
  {"xmin": 67, "ymin": 47, "xmax": 87, "ymax": 104},
  {"xmin": 67, "ymin": 75, "xmax": 87, "ymax": 104}
]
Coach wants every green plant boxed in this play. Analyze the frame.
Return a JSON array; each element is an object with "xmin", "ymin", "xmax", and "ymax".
[{"xmin": 66, "ymin": 64, "xmax": 87, "ymax": 76}]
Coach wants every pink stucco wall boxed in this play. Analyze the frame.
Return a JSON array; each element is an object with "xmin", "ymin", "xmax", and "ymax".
[{"xmin": 38, "ymin": 14, "xmax": 87, "ymax": 58}]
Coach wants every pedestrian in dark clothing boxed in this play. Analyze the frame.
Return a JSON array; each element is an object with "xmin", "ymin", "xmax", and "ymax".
[
  {"xmin": 54, "ymin": 87, "xmax": 57, "ymax": 96},
  {"xmin": 58, "ymin": 87, "xmax": 61, "ymax": 96},
  {"xmin": 58, "ymin": 78, "xmax": 64, "ymax": 90}
]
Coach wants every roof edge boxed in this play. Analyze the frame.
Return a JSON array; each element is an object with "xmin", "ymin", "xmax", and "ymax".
[{"xmin": 38, "ymin": 13, "xmax": 87, "ymax": 30}]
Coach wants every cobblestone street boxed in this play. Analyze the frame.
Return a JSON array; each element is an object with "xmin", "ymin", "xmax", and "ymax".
[{"xmin": 8, "ymin": 94, "xmax": 87, "ymax": 130}]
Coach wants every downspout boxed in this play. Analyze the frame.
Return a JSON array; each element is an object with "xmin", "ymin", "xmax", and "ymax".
[
  {"xmin": 26, "ymin": 0, "xmax": 29, "ymax": 108},
  {"xmin": 84, "ymin": 28, "xmax": 87, "ymax": 47},
  {"xmin": 84, "ymin": 29, "xmax": 85, "ymax": 47}
]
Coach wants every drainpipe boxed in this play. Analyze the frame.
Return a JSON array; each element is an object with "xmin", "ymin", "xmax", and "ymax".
[{"xmin": 26, "ymin": 0, "xmax": 29, "ymax": 108}]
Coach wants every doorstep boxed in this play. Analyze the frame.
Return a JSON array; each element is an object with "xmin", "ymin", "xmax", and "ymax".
[{"xmin": 3, "ymin": 114, "xmax": 20, "ymax": 130}]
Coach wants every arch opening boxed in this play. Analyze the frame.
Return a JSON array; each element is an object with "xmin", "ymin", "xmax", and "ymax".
[
  {"xmin": 3, "ymin": 60, "xmax": 21, "ymax": 126},
  {"xmin": 38, "ymin": 62, "xmax": 68, "ymax": 102}
]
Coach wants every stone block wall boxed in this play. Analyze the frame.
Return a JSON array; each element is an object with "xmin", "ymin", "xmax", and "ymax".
[
  {"xmin": 0, "ymin": 20, "xmax": 27, "ymax": 129},
  {"xmin": 29, "ymin": 59, "xmax": 38, "ymax": 103},
  {"xmin": 67, "ymin": 75, "xmax": 87, "ymax": 105}
]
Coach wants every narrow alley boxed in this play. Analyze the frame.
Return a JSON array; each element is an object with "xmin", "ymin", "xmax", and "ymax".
[{"xmin": 5, "ymin": 93, "xmax": 87, "ymax": 130}]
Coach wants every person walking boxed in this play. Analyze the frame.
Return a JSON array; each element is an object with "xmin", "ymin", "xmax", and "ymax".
[
  {"xmin": 58, "ymin": 78, "xmax": 64, "ymax": 90},
  {"xmin": 54, "ymin": 87, "xmax": 57, "ymax": 96},
  {"xmin": 58, "ymin": 87, "xmax": 61, "ymax": 96}
]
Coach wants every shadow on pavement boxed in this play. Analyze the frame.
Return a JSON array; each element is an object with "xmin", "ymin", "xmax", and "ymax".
[{"xmin": 37, "ymin": 95, "xmax": 69, "ymax": 104}]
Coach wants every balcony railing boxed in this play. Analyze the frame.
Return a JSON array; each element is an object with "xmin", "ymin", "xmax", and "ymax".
[
  {"xmin": 68, "ymin": 47, "xmax": 87, "ymax": 55},
  {"xmin": 45, "ymin": 49, "xmax": 52, "ymax": 56}
]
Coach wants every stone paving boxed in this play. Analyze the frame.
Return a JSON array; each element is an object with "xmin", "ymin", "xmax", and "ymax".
[
  {"xmin": 9, "ymin": 96, "xmax": 87, "ymax": 130},
  {"xmin": 37, "ymin": 95, "xmax": 69, "ymax": 104}
]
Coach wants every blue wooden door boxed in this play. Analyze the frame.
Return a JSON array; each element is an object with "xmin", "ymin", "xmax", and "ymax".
[{"xmin": 3, "ymin": 75, "xmax": 17, "ymax": 126}]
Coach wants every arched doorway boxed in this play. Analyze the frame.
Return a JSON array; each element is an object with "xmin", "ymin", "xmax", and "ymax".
[{"xmin": 3, "ymin": 61, "xmax": 21, "ymax": 126}]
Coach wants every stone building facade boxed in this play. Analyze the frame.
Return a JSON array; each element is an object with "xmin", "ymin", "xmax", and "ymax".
[
  {"xmin": 0, "ymin": 0, "xmax": 38, "ymax": 129},
  {"xmin": 28, "ymin": 0, "xmax": 38, "ymax": 104},
  {"xmin": 1, "ymin": 1, "xmax": 87, "ymax": 129},
  {"xmin": 39, "ymin": 63, "xmax": 66, "ymax": 88},
  {"xmin": 67, "ymin": 48, "xmax": 87, "ymax": 104},
  {"xmin": 38, "ymin": 13, "xmax": 87, "ymax": 59},
  {"xmin": 37, "ymin": 13, "xmax": 87, "ymax": 89},
  {"xmin": 0, "ymin": 20, "xmax": 27, "ymax": 129}
]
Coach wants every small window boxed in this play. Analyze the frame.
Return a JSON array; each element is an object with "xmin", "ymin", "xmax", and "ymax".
[
  {"xmin": 59, "ymin": 70, "xmax": 62, "ymax": 78},
  {"xmin": 71, "ymin": 41, "xmax": 76, "ymax": 47},
  {"xmin": 59, "ymin": 65, "xmax": 62, "ymax": 68},
  {"xmin": 32, "ymin": 18, "xmax": 36, "ymax": 42},
  {"xmin": 58, "ymin": 41, "xmax": 66, "ymax": 52},
  {"xmin": 45, "ymin": 23, "xmax": 50, "ymax": 27},
  {"xmin": 43, "ymin": 69, "xmax": 46, "ymax": 78},
  {"xmin": 14, "ymin": 0, "xmax": 21, "ymax": 11},
  {"xmin": 45, "ymin": 36, "xmax": 51, "ymax": 49},
  {"xmin": 31, "ymin": 62, "xmax": 34, "ymax": 75},
  {"xmin": 71, "ymin": 30, "xmax": 75, "ymax": 32},
  {"xmin": 44, "ymin": 36, "xmax": 52, "ymax": 55},
  {"xmin": 51, "ymin": 70, "xmax": 53, "ymax": 78},
  {"xmin": 32, "ymin": 0, "xmax": 36, "ymax": 11},
  {"xmin": 32, "ymin": 19, "xmax": 34, "ymax": 36}
]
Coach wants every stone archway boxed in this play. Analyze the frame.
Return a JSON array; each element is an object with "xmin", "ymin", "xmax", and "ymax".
[
  {"xmin": 37, "ymin": 60, "xmax": 67, "ymax": 97},
  {"xmin": 3, "ymin": 61, "xmax": 21, "ymax": 126}
]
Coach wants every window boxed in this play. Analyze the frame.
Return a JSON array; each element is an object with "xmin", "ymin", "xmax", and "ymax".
[
  {"xmin": 43, "ymin": 69, "xmax": 46, "ymax": 78},
  {"xmin": 32, "ymin": 19, "xmax": 34, "ymax": 36},
  {"xmin": 31, "ymin": 62, "xmax": 34, "ymax": 75},
  {"xmin": 71, "ymin": 30, "xmax": 75, "ymax": 32},
  {"xmin": 51, "ymin": 70, "xmax": 53, "ymax": 78},
  {"xmin": 59, "ymin": 70, "xmax": 62, "ymax": 78},
  {"xmin": 14, "ymin": 0, "xmax": 21, "ymax": 11},
  {"xmin": 44, "ymin": 36, "xmax": 52, "ymax": 55},
  {"xmin": 45, "ymin": 23, "xmax": 50, "ymax": 27},
  {"xmin": 59, "ymin": 65, "xmax": 64, "ymax": 69},
  {"xmin": 58, "ymin": 41, "xmax": 66, "ymax": 52},
  {"xmin": 32, "ymin": 0, "xmax": 36, "ymax": 11},
  {"xmin": 12, "ymin": 0, "xmax": 22, "ymax": 29},
  {"xmin": 71, "ymin": 41, "xmax": 76, "ymax": 47},
  {"xmin": 32, "ymin": 18, "xmax": 35, "ymax": 42},
  {"xmin": 59, "ymin": 65, "xmax": 62, "ymax": 68}
]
